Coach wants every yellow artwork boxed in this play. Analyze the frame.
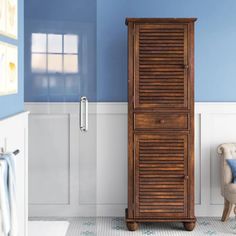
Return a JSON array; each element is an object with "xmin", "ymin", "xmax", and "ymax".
[
  {"xmin": 0, "ymin": 42, "xmax": 18, "ymax": 95},
  {"xmin": 6, "ymin": 45, "xmax": 17, "ymax": 93},
  {"xmin": 0, "ymin": 44, "xmax": 7, "ymax": 95}
]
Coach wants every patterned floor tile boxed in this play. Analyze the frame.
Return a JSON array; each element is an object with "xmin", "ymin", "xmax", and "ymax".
[{"xmin": 65, "ymin": 217, "xmax": 236, "ymax": 236}]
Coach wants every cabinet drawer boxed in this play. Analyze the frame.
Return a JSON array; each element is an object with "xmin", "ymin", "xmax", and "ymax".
[{"xmin": 134, "ymin": 113, "xmax": 188, "ymax": 130}]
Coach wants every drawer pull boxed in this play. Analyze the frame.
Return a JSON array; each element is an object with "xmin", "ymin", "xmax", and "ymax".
[{"xmin": 159, "ymin": 119, "xmax": 165, "ymax": 124}]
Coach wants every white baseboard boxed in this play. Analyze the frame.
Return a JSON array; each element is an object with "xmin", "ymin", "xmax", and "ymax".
[{"xmin": 25, "ymin": 102, "xmax": 236, "ymax": 217}]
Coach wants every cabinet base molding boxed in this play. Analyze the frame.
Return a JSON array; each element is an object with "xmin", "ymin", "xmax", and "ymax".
[{"xmin": 126, "ymin": 209, "xmax": 196, "ymax": 231}]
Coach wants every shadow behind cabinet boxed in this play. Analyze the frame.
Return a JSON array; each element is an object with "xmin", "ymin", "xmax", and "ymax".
[{"xmin": 125, "ymin": 18, "xmax": 197, "ymax": 231}]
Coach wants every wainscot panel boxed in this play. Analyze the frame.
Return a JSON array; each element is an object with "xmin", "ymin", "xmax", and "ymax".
[{"xmin": 26, "ymin": 102, "xmax": 236, "ymax": 217}]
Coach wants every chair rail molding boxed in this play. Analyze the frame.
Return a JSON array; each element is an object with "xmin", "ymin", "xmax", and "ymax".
[{"xmin": 25, "ymin": 102, "xmax": 236, "ymax": 217}]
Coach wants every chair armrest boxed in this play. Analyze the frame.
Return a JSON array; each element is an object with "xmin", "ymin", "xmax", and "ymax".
[{"xmin": 217, "ymin": 144, "xmax": 236, "ymax": 196}]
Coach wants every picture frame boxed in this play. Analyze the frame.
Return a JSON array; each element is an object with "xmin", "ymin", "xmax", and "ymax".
[
  {"xmin": 0, "ymin": 0, "xmax": 18, "ymax": 39},
  {"xmin": 0, "ymin": 41, "xmax": 18, "ymax": 95}
]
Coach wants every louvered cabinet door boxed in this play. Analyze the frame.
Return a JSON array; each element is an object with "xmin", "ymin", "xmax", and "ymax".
[
  {"xmin": 134, "ymin": 24, "xmax": 189, "ymax": 109},
  {"xmin": 134, "ymin": 134, "xmax": 188, "ymax": 218}
]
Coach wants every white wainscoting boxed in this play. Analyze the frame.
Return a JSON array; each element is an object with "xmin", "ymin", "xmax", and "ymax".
[
  {"xmin": 195, "ymin": 103, "xmax": 236, "ymax": 217},
  {"xmin": 0, "ymin": 112, "xmax": 29, "ymax": 236},
  {"xmin": 25, "ymin": 102, "xmax": 236, "ymax": 217}
]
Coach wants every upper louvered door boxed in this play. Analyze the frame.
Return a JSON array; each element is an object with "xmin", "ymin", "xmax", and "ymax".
[{"xmin": 134, "ymin": 24, "xmax": 188, "ymax": 109}]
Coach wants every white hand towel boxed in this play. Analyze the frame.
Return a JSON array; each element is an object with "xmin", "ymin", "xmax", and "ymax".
[
  {"xmin": 0, "ymin": 153, "xmax": 17, "ymax": 236},
  {"xmin": 0, "ymin": 160, "xmax": 11, "ymax": 235}
]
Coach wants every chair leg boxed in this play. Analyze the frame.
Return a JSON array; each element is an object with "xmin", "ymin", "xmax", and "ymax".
[{"xmin": 221, "ymin": 199, "xmax": 233, "ymax": 222}]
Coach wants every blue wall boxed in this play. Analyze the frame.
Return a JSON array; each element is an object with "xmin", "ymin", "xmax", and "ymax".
[
  {"xmin": 25, "ymin": 0, "xmax": 236, "ymax": 102},
  {"xmin": 0, "ymin": 0, "xmax": 24, "ymax": 119},
  {"xmin": 97, "ymin": 0, "xmax": 236, "ymax": 102},
  {"xmin": 24, "ymin": 0, "xmax": 97, "ymax": 102}
]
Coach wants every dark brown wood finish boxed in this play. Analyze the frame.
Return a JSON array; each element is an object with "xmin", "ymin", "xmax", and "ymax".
[
  {"xmin": 134, "ymin": 24, "xmax": 188, "ymax": 109},
  {"xmin": 135, "ymin": 134, "xmax": 188, "ymax": 218},
  {"xmin": 126, "ymin": 18, "xmax": 196, "ymax": 231},
  {"xmin": 135, "ymin": 113, "xmax": 188, "ymax": 130}
]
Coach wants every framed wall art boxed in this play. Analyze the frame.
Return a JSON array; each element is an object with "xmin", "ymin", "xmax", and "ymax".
[
  {"xmin": 0, "ymin": 0, "xmax": 18, "ymax": 39},
  {"xmin": 0, "ymin": 42, "xmax": 18, "ymax": 95}
]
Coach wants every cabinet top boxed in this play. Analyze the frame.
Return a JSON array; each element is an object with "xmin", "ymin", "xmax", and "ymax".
[{"xmin": 125, "ymin": 18, "xmax": 197, "ymax": 25}]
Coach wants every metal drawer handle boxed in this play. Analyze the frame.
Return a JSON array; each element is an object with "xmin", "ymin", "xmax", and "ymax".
[{"xmin": 80, "ymin": 96, "xmax": 88, "ymax": 132}]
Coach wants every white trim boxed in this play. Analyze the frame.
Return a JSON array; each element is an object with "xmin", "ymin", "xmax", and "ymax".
[
  {"xmin": 0, "ymin": 111, "xmax": 29, "ymax": 123},
  {"xmin": 25, "ymin": 102, "xmax": 236, "ymax": 114},
  {"xmin": 195, "ymin": 102, "xmax": 236, "ymax": 113},
  {"xmin": 25, "ymin": 102, "xmax": 127, "ymax": 114},
  {"xmin": 26, "ymin": 102, "xmax": 236, "ymax": 217}
]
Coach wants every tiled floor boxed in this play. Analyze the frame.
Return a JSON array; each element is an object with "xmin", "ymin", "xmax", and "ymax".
[{"xmin": 65, "ymin": 217, "xmax": 236, "ymax": 235}]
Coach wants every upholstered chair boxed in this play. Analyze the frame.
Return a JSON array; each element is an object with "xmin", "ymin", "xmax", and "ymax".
[{"xmin": 217, "ymin": 143, "xmax": 236, "ymax": 221}]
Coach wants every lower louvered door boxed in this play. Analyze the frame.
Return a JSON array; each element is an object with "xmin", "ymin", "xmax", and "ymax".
[{"xmin": 134, "ymin": 133, "xmax": 188, "ymax": 218}]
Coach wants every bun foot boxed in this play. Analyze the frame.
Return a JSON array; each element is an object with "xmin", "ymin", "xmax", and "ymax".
[
  {"xmin": 183, "ymin": 222, "xmax": 195, "ymax": 231},
  {"xmin": 126, "ymin": 222, "xmax": 139, "ymax": 231}
]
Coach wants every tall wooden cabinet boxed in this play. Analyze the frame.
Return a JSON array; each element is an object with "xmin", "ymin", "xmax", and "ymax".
[{"xmin": 125, "ymin": 18, "xmax": 197, "ymax": 231}]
